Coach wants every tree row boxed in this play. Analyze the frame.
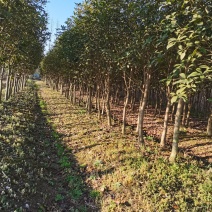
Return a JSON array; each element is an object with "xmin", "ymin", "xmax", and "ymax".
[
  {"xmin": 41, "ymin": 0, "xmax": 212, "ymax": 162},
  {"xmin": 0, "ymin": 0, "xmax": 49, "ymax": 102}
]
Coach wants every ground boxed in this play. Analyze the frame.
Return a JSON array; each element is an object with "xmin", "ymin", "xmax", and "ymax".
[{"xmin": 0, "ymin": 81, "xmax": 211, "ymax": 211}]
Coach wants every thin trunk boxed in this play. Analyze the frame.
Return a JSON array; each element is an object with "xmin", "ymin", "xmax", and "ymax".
[
  {"xmin": 79, "ymin": 84, "xmax": 82, "ymax": 106},
  {"xmin": 130, "ymin": 90, "xmax": 136, "ymax": 112},
  {"xmin": 23, "ymin": 75, "xmax": 26, "ymax": 88},
  {"xmin": 138, "ymin": 72, "xmax": 151, "ymax": 147},
  {"xmin": 158, "ymin": 95, "xmax": 162, "ymax": 116},
  {"xmin": 122, "ymin": 89, "xmax": 130, "ymax": 134},
  {"xmin": 73, "ymin": 83, "xmax": 76, "ymax": 104},
  {"xmin": 56, "ymin": 77, "xmax": 59, "ymax": 91},
  {"xmin": 186, "ymin": 102, "xmax": 192, "ymax": 127},
  {"xmin": 60, "ymin": 82, "xmax": 63, "ymax": 94},
  {"xmin": 182, "ymin": 103, "xmax": 188, "ymax": 126},
  {"xmin": 45, "ymin": 75, "xmax": 47, "ymax": 85},
  {"xmin": 154, "ymin": 91, "xmax": 158, "ymax": 116},
  {"xmin": 160, "ymin": 94, "xmax": 171, "ymax": 148},
  {"xmin": 0, "ymin": 67, "xmax": 5, "ymax": 103},
  {"xmin": 69, "ymin": 82, "xmax": 73, "ymax": 102},
  {"xmin": 97, "ymin": 86, "xmax": 101, "ymax": 119},
  {"xmin": 13, "ymin": 74, "xmax": 17, "ymax": 95},
  {"xmin": 9, "ymin": 76, "xmax": 13, "ymax": 99},
  {"xmin": 17, "ymin": 76, "xmax": 21, "ymax": 92},
  {"xmin": 105, "ymin": 75, "xmax": 111, "ymax": 126},
  {"xmin": 87, "ymin": 86, "xmax": 92, "ymax": 114},
  {"xmin": 5, "ymin": 67, "xmax": 11, "ymax": 101},
  {"xmin": 169, "ymin": 98, "xmax": 184, "ymax": 163},
  {"xmin": 207, "ymin": 106, "xmax": 212, "ymax": 136},
  {"xmin": 122, "ymin": 70, "xmax": 132, "ymax": 134},
  {"xmin": 114, "ymin": 88, "xmax": 119, "ymax": 105},
  {"xmin": 171, "ymin": 103, "xmax": 177, "ymax": 122}
]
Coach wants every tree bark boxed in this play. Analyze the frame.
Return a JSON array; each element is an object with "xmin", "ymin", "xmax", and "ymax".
[
  {"xmin": 97, "ymin": 85, "xmax": 101, "ymax": 119},
  {"xmin": 73, "ymin": 82, "xmax": 76, "ymax": 104},
  {"xmin": 122, "ymin": 70, "xmax": 132, "ymax": 134},
  {"xmin": 105, "ymin": 75, "xmax": 111, "ymax": 126},
  {"xmin": 207, "ymin": 106, "xmax": 212, "ymax": 136},
  {"xmin": 169, "ymin": 98, "xmax": 184, "ymax": 163},
  {"xmin": 160, "ymin": 93, "xmax": 171, "ymax": 148},
  {"xmin": 87, "ymin": 86, "xmax": 92, "ymax": 114},
  {"xmin": 0, "ymin": 67, "xmax": 5, "ymax": 103},
  {"xmin": 182, "ymin": 102, "xmax": 188, "ymax": 126},
  {"xmin": 13, "ymin": 73, "xmax": 17, "ymax": 95},
  {"xmin": 5, "ymin": 67, "xmax": 11, "ymax": 101},
  {"xmin": 186, "ymin": 101, "xmax": 192, "ymax": 127},
  {"xmin": 138, "ymin": 71, "xmax": 151, "ymax": 147},
  {"xmin": 122, "ymin": 88, "xmax": 130, "ymax": 134},
  {"xmin": 8, "ymin": 75, "xmax": 13, "ymax": 99}
]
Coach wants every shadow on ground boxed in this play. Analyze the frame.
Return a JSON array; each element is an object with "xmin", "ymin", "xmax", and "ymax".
[{"xmin": 0, "ymin": 83, "xmax": 99, "ymax": 211}]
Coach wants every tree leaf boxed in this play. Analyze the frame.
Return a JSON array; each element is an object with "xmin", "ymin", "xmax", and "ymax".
[
  {"xmin": 180, "ymin": 73, "xmax": 186, "ymax": 79},
  {"xmin": 171, "ymin": 95, "xmax": 178, "ymax": 104},
  {"xmin": 180, "ymin": 51, "xmax": 186, "ymax": 60},
  {"xmin": 187, "ymin": 71, "xmax": 201, "ymax": 78}
]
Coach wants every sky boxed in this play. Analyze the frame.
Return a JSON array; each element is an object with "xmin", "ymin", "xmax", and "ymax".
[{"xmin": 45, "ymin": 0, "xmax": 82, "ymax": 52}]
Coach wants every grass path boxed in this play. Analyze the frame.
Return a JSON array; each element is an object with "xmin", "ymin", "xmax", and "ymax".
[{"xmin": 0, "ymin": 81, "xmax": 211, "ymax": 211}]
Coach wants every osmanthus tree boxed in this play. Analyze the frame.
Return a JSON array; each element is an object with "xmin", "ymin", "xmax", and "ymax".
[
  {"xmin": 160, "ymin": 0, "xmax": 212, "ymax": 162},
  {"xmin": 0, "ymin": 0, "xmax": 48, "ymax": 101},
  {"xmin": 41, "ymin": 0, "xmax": 211, "ymax": 163},
  {"xmin": 130, "ymin": 0, "xmax": 169, "ymax": 147}
]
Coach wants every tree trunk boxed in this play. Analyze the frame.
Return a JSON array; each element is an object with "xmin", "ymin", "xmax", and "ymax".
[
  {"xmin": 154, "ymin": 91, "xmax": 158, "ymax": 116},
  {"xmin": 79, "ymin": 84, "xmax": 82, "ymax": 106},
  {"xmin": 97, "ymin": 85, "xmax": 101, "ymax": 119},
  {"xmin": 5, "ymin": 67, "xmax": 11, "ymax": 101},
  {"xmin": 122, "ymin": 89, "xmax": 130, "ymax": 134},
  {"xmin": 207, "ymin": 106, "xmax": 212, "ymax": 136},
  {"xmin": 73, "ymin": 83, "xmax": 76, "ymax": 104},
  {"xmin": 105, "ymin": 75, "xmax": 111, "ymax": 126},
  {"xmin": 60, "ymin": 82, "xmax": 63, "ymax": 94},
  {"xmin": 69, "ymin": 82, "xmax": 73, "ymax": 102},
  {"xmin": 122, "ymin": 69, "xmax": 132, "ymax": 134},
  {"xmin": 182, "ymin": 103, "xmax": 188, "ymax": 126},
  {"xmin": 160, "ymin": 97, "xmax": 171, "ymax": 148},
  {"xmin": 186, "ymin": 101, "xmax": 192, "ymax": 127},
  {"xmin": 13, "ymin": 74, "xmax": 17, "ymax": 95},
  {"xmin": 130, "ymin": 89, "xmax": 136, "ymax": 112},
  {"xmin": 87, "ymin": 86, "xmax": 92, "ymax": 114},
  {"xmin": 9, "ymin": 75, "xmax": 13, "ymax": 99},
  {"xmin": 171, "ymin": 103, "xmax": 177, "ymax": 122},
  {"xmin": 169, "ymin": 98, "xmax": 184, "ymax": 163},
  {"xmin": 0, "ymin": 67, "xmax": 5, "ymax": 103},
  {"xmin": 138, "ymin": 72, "xmax": 151, "ymax": 147}
]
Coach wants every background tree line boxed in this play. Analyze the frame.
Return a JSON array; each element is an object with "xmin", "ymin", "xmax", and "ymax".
[{"xmin": 0, "ymin": 0, "xmax": 49, "ymax": 102}]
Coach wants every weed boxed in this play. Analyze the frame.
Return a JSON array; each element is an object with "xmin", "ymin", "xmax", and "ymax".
[
  {"xmin": 59, "ymin": 156, "xmax": 71, "ymax": 168},
  {"xmin": 55, "ymin": 194, "xmax": 64, "ymax": 201},
  {"xmin": 90, "ymin": 190, "xmax": 101, "ymax": 199}
]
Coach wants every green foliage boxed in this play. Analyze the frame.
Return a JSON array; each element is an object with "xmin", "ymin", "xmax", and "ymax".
[{"xmin": 0, "ymin": 0, "xmax": 49, "ymax": 74}]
